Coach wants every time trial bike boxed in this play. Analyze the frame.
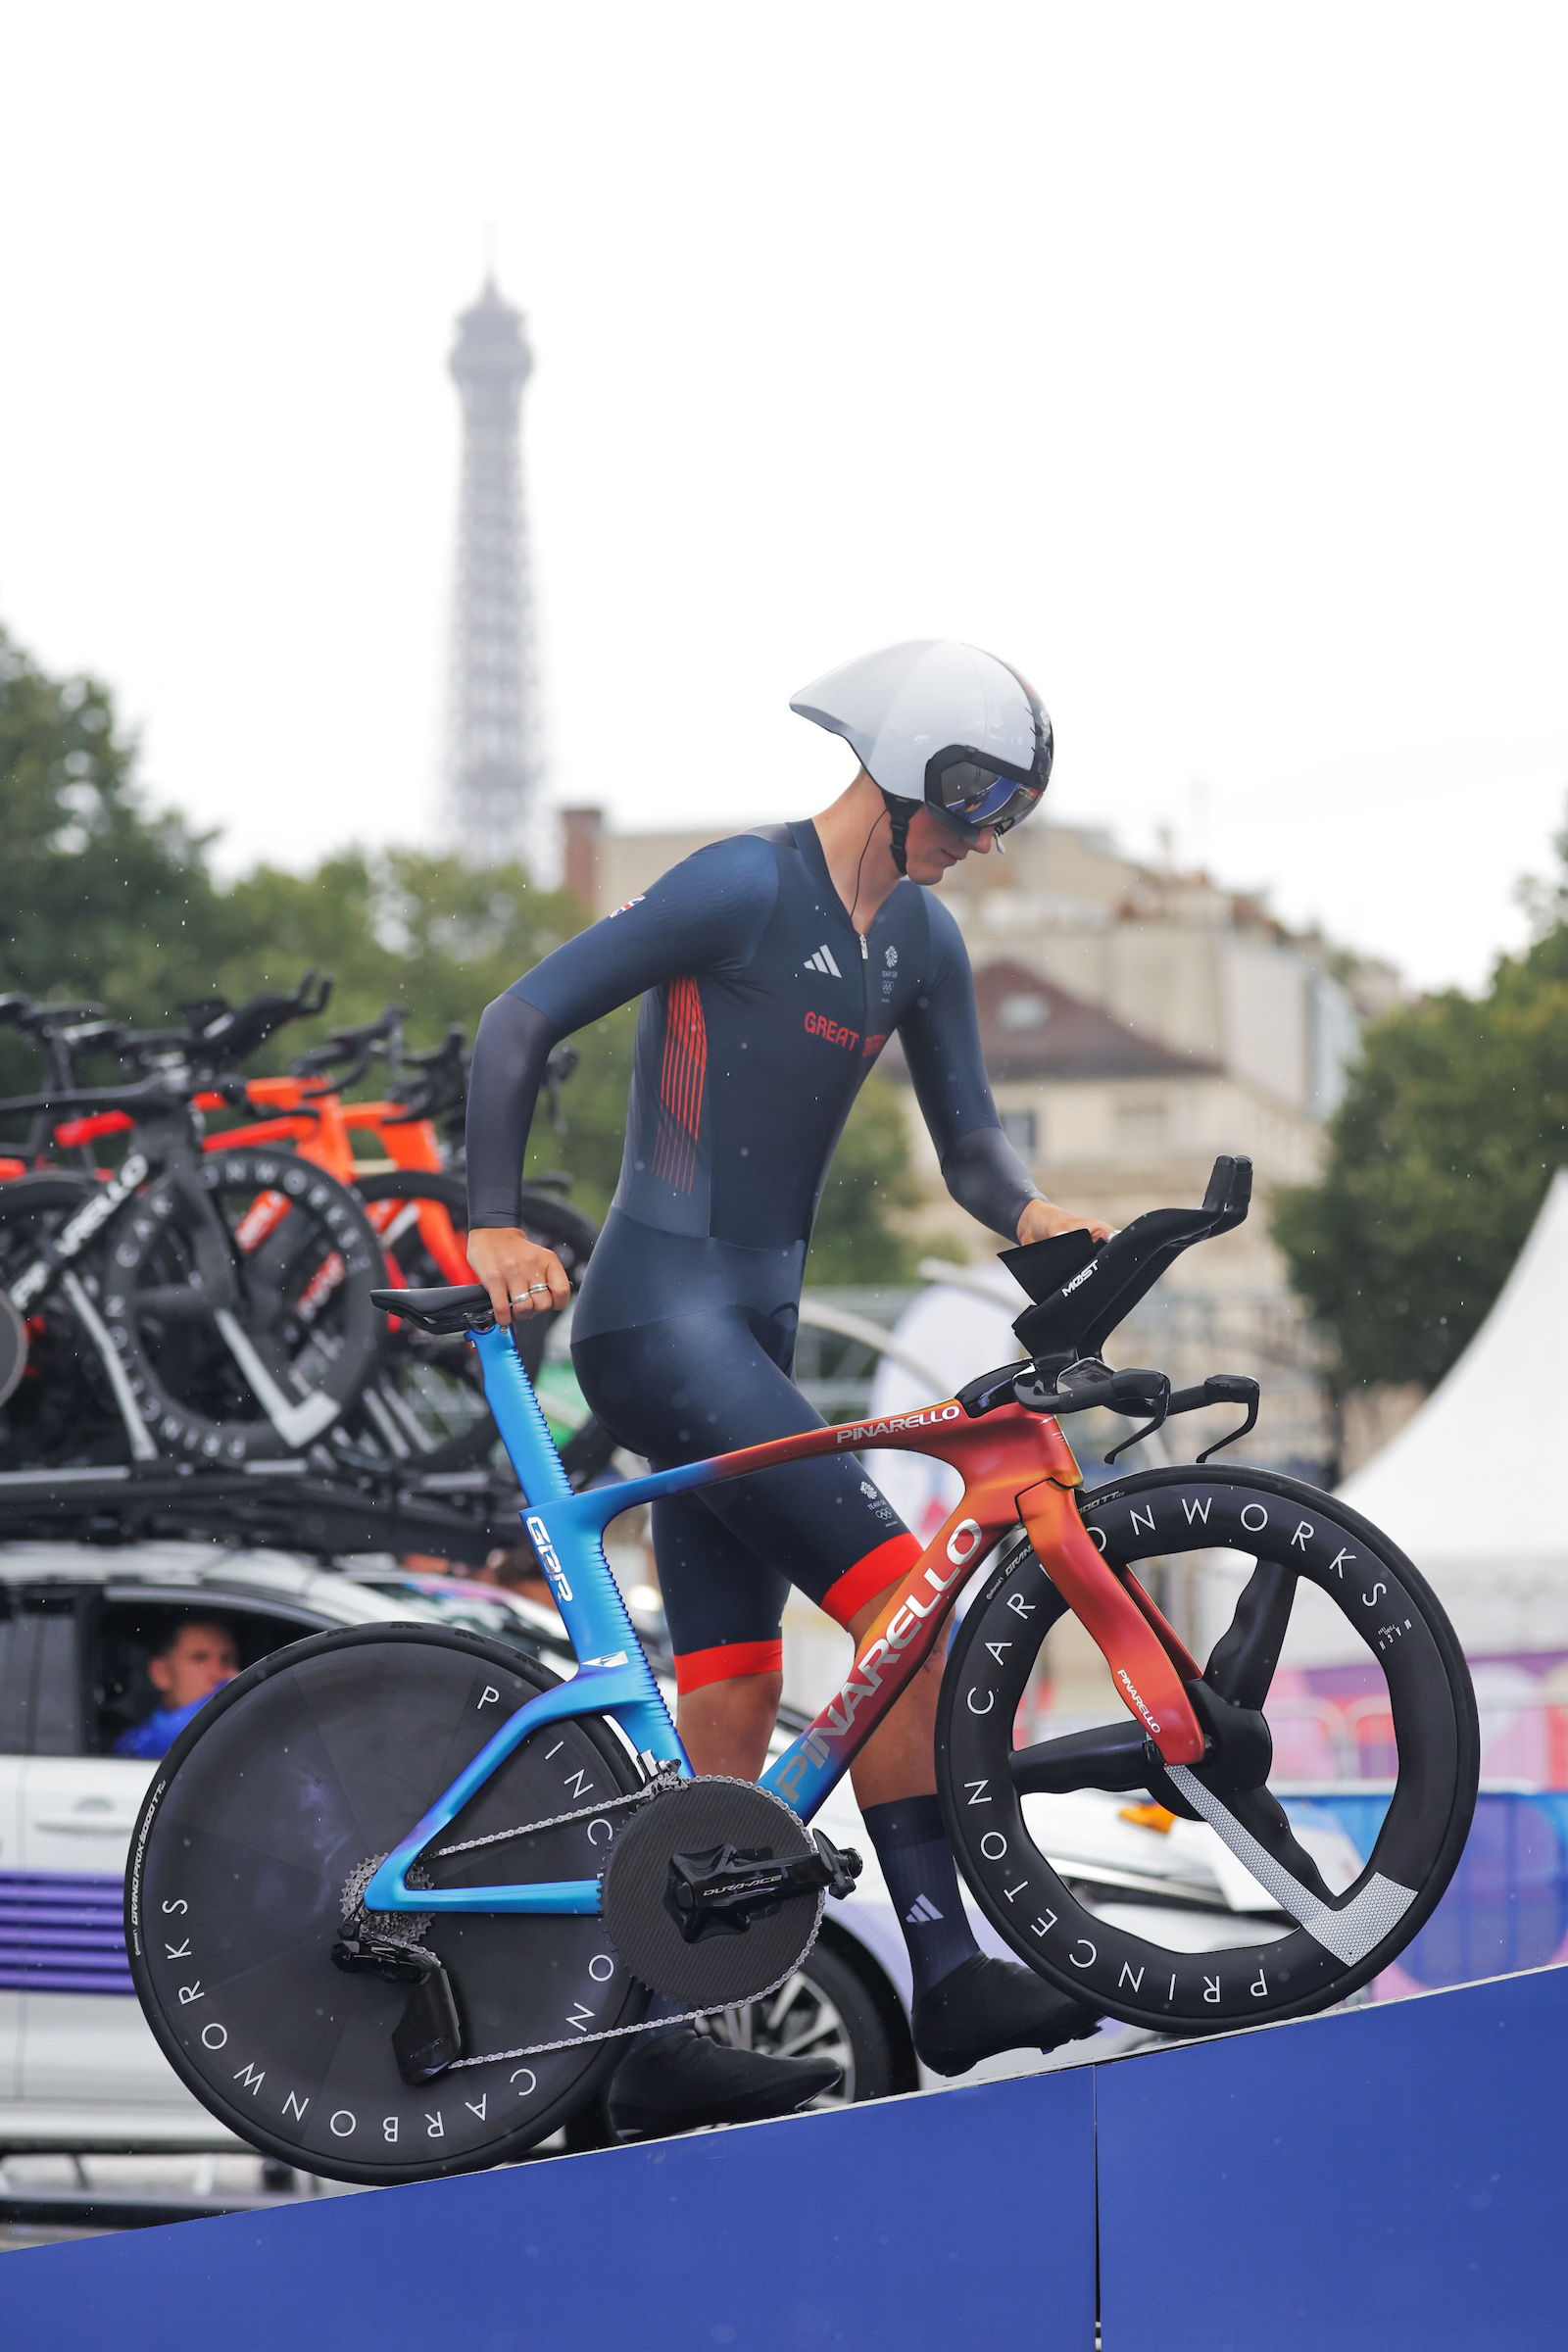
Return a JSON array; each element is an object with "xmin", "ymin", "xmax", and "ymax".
[{"xmin": 125, "ymin": 1154, "xmax": 1479, "ymax": 2183}]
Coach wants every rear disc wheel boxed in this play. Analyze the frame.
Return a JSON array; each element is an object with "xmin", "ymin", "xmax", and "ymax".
[{"xmin": 126, "ymin": 1625, "xmax": 647, "ymax": 2183}]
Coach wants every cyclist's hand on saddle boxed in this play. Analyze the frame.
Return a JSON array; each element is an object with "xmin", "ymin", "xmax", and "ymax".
[
  {"xmin": 466, "ymin": 1227, "xmax": 571, "ymax": 1326},
  {"xmin": 1017, "ymin": 1198, "xmax": 1118, "ymax": 1247}
]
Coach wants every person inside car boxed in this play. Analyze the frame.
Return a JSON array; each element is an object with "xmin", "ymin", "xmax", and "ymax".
[{"xmin": 113, "ymin": 1616, "xmax": 239, "ymax": 1759}]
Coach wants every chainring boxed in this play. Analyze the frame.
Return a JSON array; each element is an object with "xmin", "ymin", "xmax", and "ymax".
[{"xmin": 601, "ymin": 1777, "xmax": 823, "ymax": 2007}]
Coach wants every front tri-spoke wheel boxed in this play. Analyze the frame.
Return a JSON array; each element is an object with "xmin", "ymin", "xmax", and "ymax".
[{"xmin": 936, "ymin": 1466, "xmax": 1478, "ymax": 2034}]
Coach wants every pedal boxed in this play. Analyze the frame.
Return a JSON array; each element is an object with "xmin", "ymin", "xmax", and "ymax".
[
  {"xmin": 811, "ymin": 1830, "xmax": 863, "ymax": 1901},
  {"xmin": 662, "ymin": 1830, "xmax": 863, "ymax": 1943}
]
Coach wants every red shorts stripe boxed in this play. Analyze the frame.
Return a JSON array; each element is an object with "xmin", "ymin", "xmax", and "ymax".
[
  {"xmin": 820, "ymin": 1531, "xmax": 923, "ymax": 1630},
  {"xmin": 673, "ymin": 1638, "xmax": 784, "ymax": 1695}
]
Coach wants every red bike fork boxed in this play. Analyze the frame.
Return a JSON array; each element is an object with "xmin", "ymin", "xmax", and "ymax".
[{"xmin": 1016, "ymin": 1477, "xmax": 1204, "ymax": 1766}]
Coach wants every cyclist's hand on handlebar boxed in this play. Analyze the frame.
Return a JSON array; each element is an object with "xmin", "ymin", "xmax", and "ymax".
[
  {"xmin": 1017, "ymin": 1198, "xmax": 1118, "ymax": 1247},
  {"xmin": 466, "ymin": 1228, "xmax": 571, "ymax": 1327}
]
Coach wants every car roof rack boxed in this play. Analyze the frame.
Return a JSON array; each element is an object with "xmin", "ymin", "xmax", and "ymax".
[{"xmin": 0, "ymin": 1462, "xmax": 528, "ymax": 1568}]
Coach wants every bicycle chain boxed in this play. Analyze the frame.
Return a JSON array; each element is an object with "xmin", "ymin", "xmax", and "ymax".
[
  {"xmin": 344, "ymin": 1759, "xmax": 747, "ymax": 2070},
  {"xmin": 438, "ymin": 1765, "xmax": 820, "ymax": 2071},
  {"xmin": 431, "ymin": 1760, "xmax": 682, "ymax": 1860}
]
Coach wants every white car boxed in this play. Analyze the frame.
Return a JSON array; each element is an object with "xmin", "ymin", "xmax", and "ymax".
[{"xmin": 0, "ymin": 1537, "xmax": 1357, "ymax": 2159}]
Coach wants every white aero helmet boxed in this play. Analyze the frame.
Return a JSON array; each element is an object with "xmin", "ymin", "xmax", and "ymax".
[{"xmin": 790, "ymin": 640, "xmax": 1053, "ymax": 861}]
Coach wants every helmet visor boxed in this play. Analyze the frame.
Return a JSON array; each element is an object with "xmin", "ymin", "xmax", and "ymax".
[{"xmin": 925, "ymin": 747, "xmax": 1049, "ymax": 837}]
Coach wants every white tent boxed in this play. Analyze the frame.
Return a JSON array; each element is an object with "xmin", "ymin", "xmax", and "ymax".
[{"xmin": 1308, "ymin": 1167, "xmax": 1568, "ymax": 1662}]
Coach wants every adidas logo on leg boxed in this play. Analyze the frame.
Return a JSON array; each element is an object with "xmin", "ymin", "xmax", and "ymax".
[
  {"xmin": 905, "ymin": 1893, "xmax": 945, "ymax": 1925},
  {"xmin": 804, "ymin": 945, "xmax": 842, "ymax": 977}
]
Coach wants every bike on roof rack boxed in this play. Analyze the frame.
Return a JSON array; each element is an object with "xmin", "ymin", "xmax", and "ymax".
[
  {"xmin": 0, "ymin": 976, "xmax": 385, "ymax": 1466},
  {"xmin": 125, "ymin": 1153, "xmax": 1478, "ymax": 2185},
  {"xmin": 193, "ymin": 1004, "xmax": 607, "ymax": 1480}
]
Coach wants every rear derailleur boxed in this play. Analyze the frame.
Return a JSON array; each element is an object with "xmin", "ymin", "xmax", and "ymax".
[{"xmin": 333, "ymin": 1857, "xmax": 461, "ymax": 2085}]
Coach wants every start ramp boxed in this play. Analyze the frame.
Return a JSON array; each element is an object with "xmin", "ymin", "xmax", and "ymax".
[{"xmin": 8, "ymin": 1964, "xmax": 1566, "ymax": 2351}]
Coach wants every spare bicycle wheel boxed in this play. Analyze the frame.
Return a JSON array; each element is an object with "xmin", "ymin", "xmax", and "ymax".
[
  {"xmin": 937, "ymin": 1465, "xmax": 1479, "ymax": 2034},
  {"xmin": 0, "ymin": 1173, "xmax": 130, "ymax": 1467},
  {"xmin": 106, "ymin": 1149, "xmax": 385, "ymax": 1461},
  {"xmin": 127, "ymin": 1625, "xmax": 647, "ymax": 2184}
]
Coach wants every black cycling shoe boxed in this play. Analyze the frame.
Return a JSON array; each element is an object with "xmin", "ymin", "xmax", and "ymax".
[
  {"xmin": 608, "ymin": 2026, "xmax": 842, "ymax": 2141},
  {"xmin": 911, "ymin": 1954, "xmax": 1101, "ymax": 2078}
]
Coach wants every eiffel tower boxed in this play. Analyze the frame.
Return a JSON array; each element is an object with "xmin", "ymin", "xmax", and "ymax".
[{"xmin": 444, "ymin": 274, "xmax": 542, "ymax": 866}]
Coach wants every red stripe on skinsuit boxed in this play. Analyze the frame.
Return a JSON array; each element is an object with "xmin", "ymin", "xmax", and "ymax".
[{"xmin": 655, "ymin": 977, "xmax": 706, "ymax": 1191}]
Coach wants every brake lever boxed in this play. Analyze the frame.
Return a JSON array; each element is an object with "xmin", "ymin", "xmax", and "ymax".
[
  {"xmin": 1163, "ymin": 1373, "xmax": 1260, "ymax": 1462},
  {"xmin": 1103, "ymin": 1378, "xmax": 1174, "ymax": 1466}
]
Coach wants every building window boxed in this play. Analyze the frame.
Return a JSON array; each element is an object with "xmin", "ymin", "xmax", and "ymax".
[
  {"xmin": 998, "ymin": 992, "xmax": 1051, "ymax": 1032},
  {"xmin": 1114, "ymin": 1102, "xmax": 1168, "ymax": 1154},
  {"xmin": 1000, "ymin": 1108, "xmax": 1038, "ymax": 1157}
]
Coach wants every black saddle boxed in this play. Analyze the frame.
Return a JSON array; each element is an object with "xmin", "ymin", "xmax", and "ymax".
[{"xmin": 370, "ymin": 1283, "xmax": 497, "ymax": 1336}]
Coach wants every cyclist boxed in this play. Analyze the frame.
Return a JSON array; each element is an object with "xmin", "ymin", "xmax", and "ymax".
[{"xmin": 466, "ymin": 641, "xmax": 1112, "ymax": 2136}]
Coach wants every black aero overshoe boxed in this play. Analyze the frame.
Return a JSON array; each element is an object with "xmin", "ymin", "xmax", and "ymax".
[
  {"xmin": 607, "ymin": 2026, "xmax": 842, "ymax": 2141},
  {"xmin": 912, "ymin": 1954, "xmax": 1101, "ymax": 2078}
]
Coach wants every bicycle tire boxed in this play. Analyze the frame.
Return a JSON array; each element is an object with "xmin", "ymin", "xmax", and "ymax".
[
  {"xmin": 103, "ymin": 1148, "xmax": 385, "ymax": 1461},
  {"xmin": 937, "ymin": 1464, "xmax": 1479, "ymax": 2034},
  {"xmin": 126, "ymin": 1623, "xmax": 648, "ymax": 2184},
  {"xmin": 0, "ymin": 1172, "xmax": 130, "ymax": 1466},
  {"xmin": 350, "ymin": 1169, "xmax": 610, "ymax": 1477}
]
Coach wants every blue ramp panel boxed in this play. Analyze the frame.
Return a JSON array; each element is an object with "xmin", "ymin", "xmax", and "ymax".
[
  {"xmin": 1098, "ymin": 1964, "xmax": 1568, "ymax": 2352},
  {"xmin": 5, "ymin": 2067, "xmax": 1097, "ymax": 2352}
]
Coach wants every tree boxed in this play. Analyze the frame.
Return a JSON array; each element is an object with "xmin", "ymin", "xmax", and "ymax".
[
  {"xmin": 0, "ymin": 625, "xmax": 224, "ymax": 1091},
  {"xmin": 1274, "ymin": 882, "xmax": 1568, "ymax": 1392},
  {"xmin": 0, "ymin": 617, "xmax": 918, "ymax": 1251}
]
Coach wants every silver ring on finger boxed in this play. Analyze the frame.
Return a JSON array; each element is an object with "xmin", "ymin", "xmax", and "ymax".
[{"xmin": 527, "ymin": 1282, "xmax": 551, "ymax": 1295}]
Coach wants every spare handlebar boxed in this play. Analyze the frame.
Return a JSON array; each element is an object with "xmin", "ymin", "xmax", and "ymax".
[{"xmin": 291, "ymin": 1003, "xmax": 409, "ymax": 1090}]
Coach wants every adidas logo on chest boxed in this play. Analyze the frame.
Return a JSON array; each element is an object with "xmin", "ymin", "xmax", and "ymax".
[{"xmin": 804, "ymin": 944, "xmax": 843, "ymax": 978}]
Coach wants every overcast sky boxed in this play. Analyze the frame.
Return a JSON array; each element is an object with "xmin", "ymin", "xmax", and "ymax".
[{"xmin": 3, "ymin": 3, "xmax": 1565, "ymax": 994}]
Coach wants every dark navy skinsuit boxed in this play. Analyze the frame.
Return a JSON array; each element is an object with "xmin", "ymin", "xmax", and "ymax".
[{"xmin": 466, "ymin": 820, "xmax": 1038, "ymax": 1689}]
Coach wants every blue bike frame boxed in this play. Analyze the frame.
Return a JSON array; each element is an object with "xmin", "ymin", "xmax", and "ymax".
[
  {"xmin": 362, "ymin": 1325, "xmax": 1142, "ymax": 1927},
  {"xmin": 363, "ymin": 1328, "xmax": 828, "ymax": 1920}
]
